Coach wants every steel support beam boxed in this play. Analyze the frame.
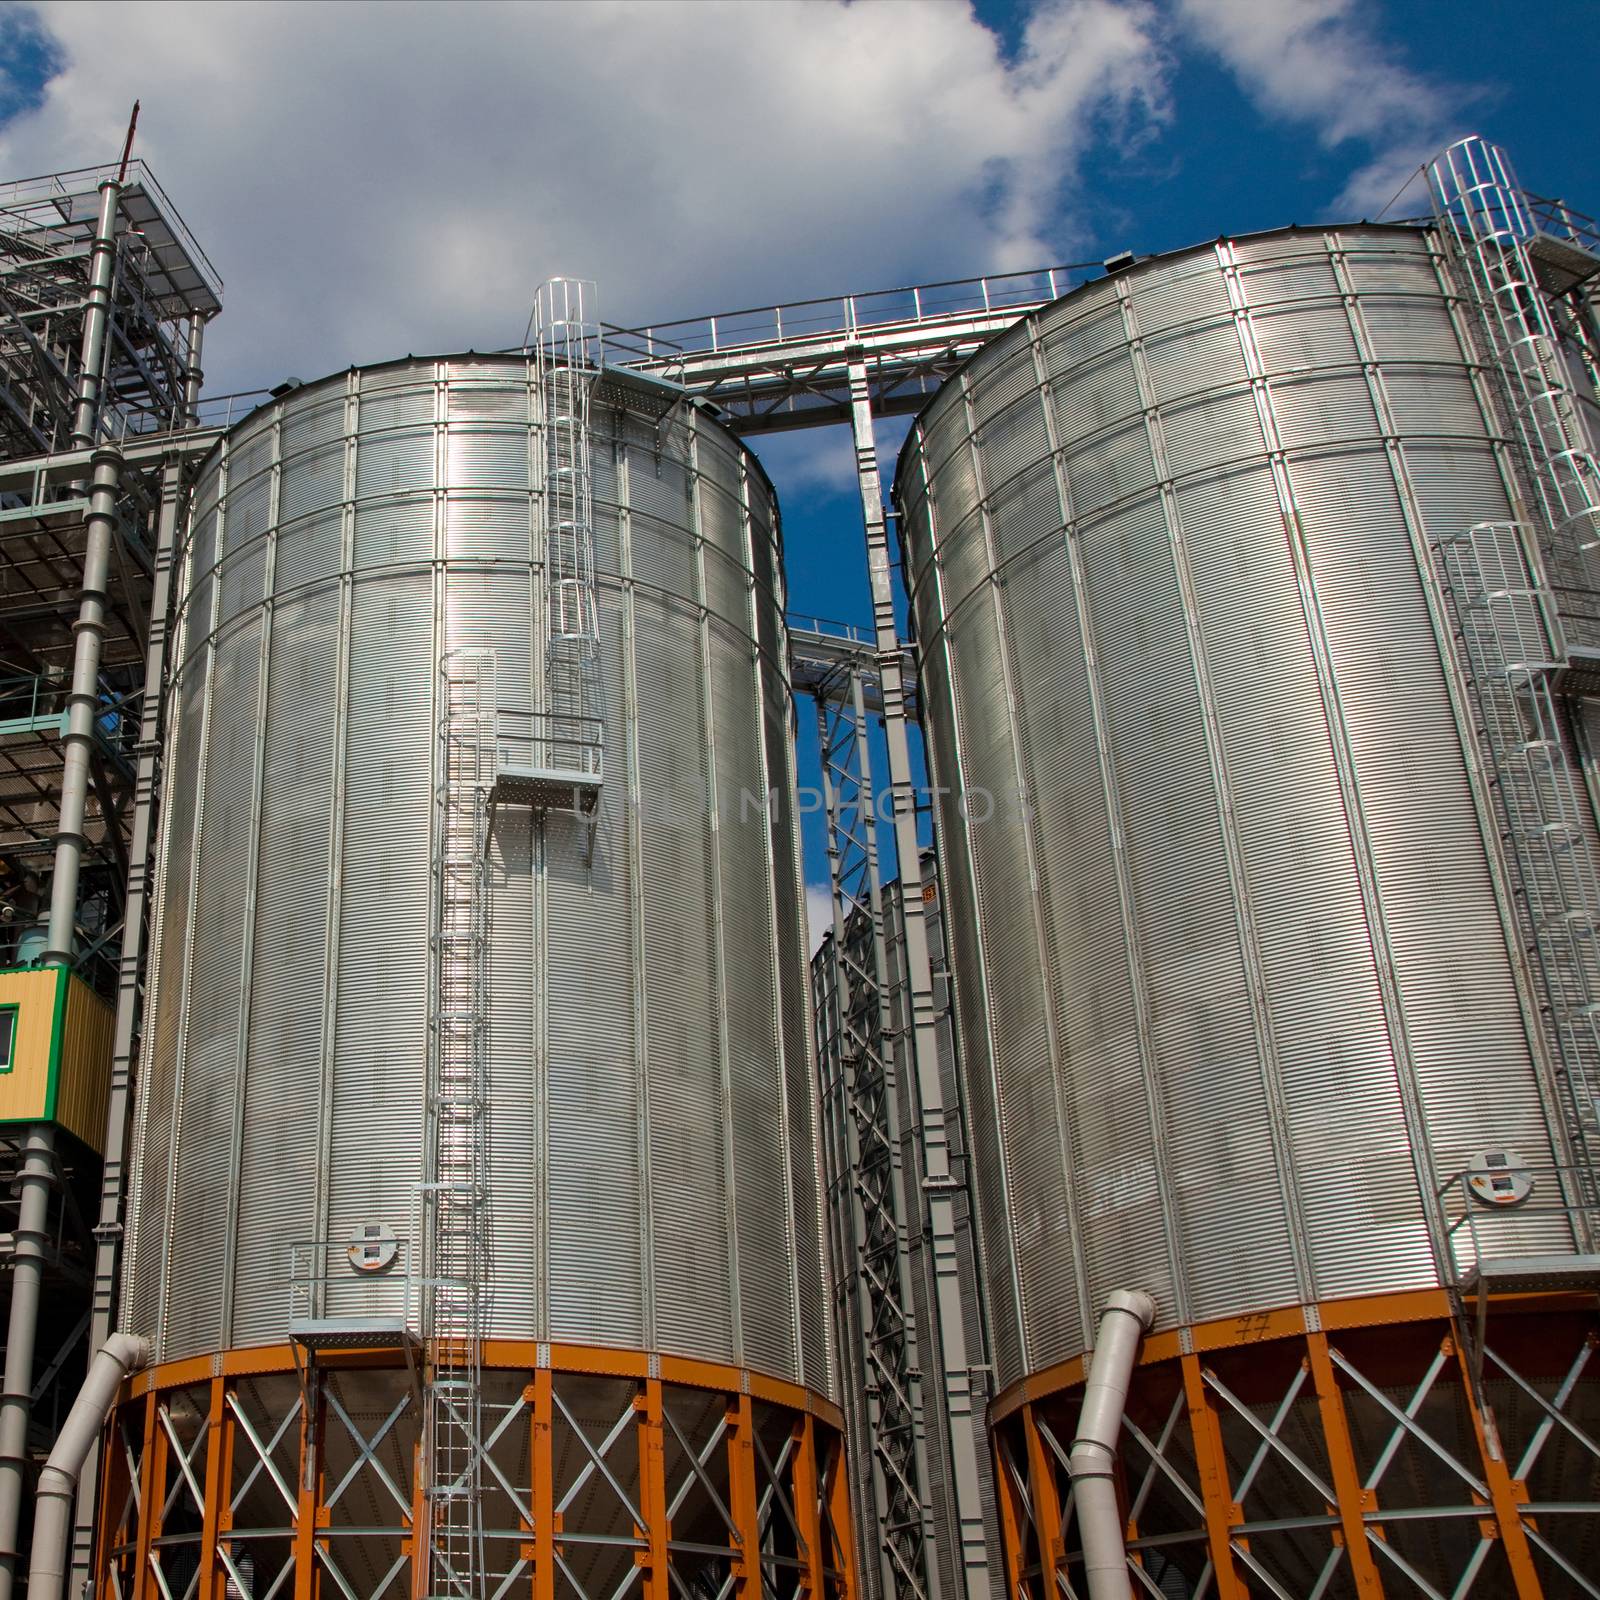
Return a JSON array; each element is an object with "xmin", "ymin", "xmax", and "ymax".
[
  {"xmin": 846, "ymin": 355, "xmax": 994, "ymax": 1598},
  {"xmin": 815, "ymin": 662, "xmax": 935, "ymax": 1600}
]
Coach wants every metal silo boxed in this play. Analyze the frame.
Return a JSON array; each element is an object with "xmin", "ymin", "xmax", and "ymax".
[
  {"xmin": 101, "ymin": 339, "xmax": 857, "ymax": 1600},
  {"xmin": 897, "ymin": 217, "xmax": 1600, "ymax": 1595}
]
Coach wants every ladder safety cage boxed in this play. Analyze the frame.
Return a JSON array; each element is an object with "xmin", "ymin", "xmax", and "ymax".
[
  {"xmin": 1429, "ymin": 138, "xmax": 1600, "ymax": 571},
  {"xmin": 425, "ymin": 649, "xmax": 498, "ymax": 1600},
  {"xmin": 1435, "ymin": 522, "xmax": 1600, "ymax": 1207},
  {"xmin": 1430, "ymin": 139, "xmax": 1600, "ymax": 1205},
  {"xmin": 516, "ymin": 277, "xmax": 605, "ymax": 855}
]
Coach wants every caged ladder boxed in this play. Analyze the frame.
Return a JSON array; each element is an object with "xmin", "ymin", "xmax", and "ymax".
[
  {"xmin": 532, "ymin": 279, "xmax": 605, "ymax": 815},
  {"xmin": 1436, "ymin": 524, "xmax": 1600, "ymax": 1192},
  {"xmin": 425, "ymin": 649, "xmax": 497, "ymax": 1600}
]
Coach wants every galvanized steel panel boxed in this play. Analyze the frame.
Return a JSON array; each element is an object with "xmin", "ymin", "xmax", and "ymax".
[
  {"xmin": 126, "ymin": 358, "xmax": 823, "ymax": 1390},
  {"xmin": 896, "ymin": 225, "xmax": 1574, "ymax": 1390}
]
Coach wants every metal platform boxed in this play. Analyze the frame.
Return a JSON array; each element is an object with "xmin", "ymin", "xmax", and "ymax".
[
  {"xmin": 1461, "ymin": 1253, "xmax": 1600, "ymax": 1293},
  {"xmin": 1552, "ymin": 645, "xmax": 1600, "ymax": 698},
  {"xmin": 1526, "ymin": 230, "xmax": 1600, "ymax": 297},
  {"xmin": 605, "ymin": 263, "xmax": 1085, "ymax": 434},
  {"xmin": 287, "ymin": 1314, "xmax": 419, "ymax": 1354},
  {"xmin": 490, "ymin": 763, "xmax": 602, "ymax": 816}
]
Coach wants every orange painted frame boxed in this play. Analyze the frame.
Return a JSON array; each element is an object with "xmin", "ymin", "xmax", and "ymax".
[
  {"xmin": 98, "ymin": 1343, "xmax": 856, "ymax": 1600},
  {"xmin": 989, "ymin": 1290, "xmax": 1597, "ymax": 1600}
]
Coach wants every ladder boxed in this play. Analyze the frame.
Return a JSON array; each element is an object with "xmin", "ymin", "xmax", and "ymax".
[
  {"xmin": 1429, "ymin": 137, "xmax": 1600, "ymax": 574},
  {"xmin": 425, "ymin": 651, "xmax": 496, "ymax": 1600},
  {"xmin": 531, "ymin": 279, "xmax": 604, "ymax": 781},
  {"xmin": 1436, "ymin": 523, "xmax": 1600, "ymax": 1186},
  {"xmin": 1428, "ymin": 139, "xmax": 1600, "ymax": 1193}
]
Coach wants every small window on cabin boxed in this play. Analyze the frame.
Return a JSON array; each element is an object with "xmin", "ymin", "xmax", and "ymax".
[{"xmin": 0, "ymin": 1006, "xmax": 16, "ymax": 1073}]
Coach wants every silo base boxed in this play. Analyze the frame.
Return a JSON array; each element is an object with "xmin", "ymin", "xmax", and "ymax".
[
  {"xmin": 990, "ymin": 1289, "xmax": 1600, "ymax": 1598},
  {"xmin": 93, "ymin": 1343, "xmax": 856, "ymax": 1600}
]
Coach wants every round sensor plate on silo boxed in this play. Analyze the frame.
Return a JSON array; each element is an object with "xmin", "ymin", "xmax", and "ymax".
[
  {"xmin": 1466, "ymin": 1149, "xmax": 1534, "ymax": 1208},
  {"xmin": 348, "ymin": 1222, "xmax": 399, "ymax": 1274}
]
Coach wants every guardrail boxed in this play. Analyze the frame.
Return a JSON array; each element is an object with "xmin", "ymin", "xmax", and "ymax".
[
  {"xmin": 603, "ymin": 263, "xmax": 1089, "ymax": 364},
  {"xmin": 1525, "ymin": 189, "xmax": 1600, "ymax": 256},
  {"xmin": 494, "ymin": 708, "xmax": 604, "ymax": 781},
  {"xmin": 288, "ymin": 1230, "xmax": 416, "ymax": 1329},
  {"xmin": 0, "ymin": 159, "xmax": 223, "ymax": 304},
  {"xmin": 786, "ymin": 613, "xmax": 876, "ymax": 649},
  {"xmin": 1436, "ymin": 1162, "xmax": 1600, "ymax": 1278}
]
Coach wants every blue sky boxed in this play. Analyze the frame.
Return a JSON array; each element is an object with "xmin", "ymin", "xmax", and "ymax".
[{"xmin": 2, "ymin": 0, "xmax": 1596, "ymax": 924}]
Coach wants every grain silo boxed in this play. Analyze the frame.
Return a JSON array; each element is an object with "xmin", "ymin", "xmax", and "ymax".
[
  {"xmin": 896, "ymin": 188, "xmax": 1600, "ymax": 1596},
  {"xmin": 81, "ymin": 304, "xmax": 857, "ymax": 1600}
]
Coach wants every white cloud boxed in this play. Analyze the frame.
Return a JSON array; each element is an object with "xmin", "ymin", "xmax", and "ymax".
[
  {"xmin": 0, "ymin": 0, "xmax": 1169, "ymax": 395},
  {"xmin": 1173, "ymin": 0, "xmax": 1467, "ymax": 215},
  {"xmin": 805, "ymin": 880, "xmax": 836, "ymax": 957}
]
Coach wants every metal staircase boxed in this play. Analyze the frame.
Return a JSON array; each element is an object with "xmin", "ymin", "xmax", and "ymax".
[
  {"xmin": 425, "ymin": 650, "xmax": 496, "ymax": 1600},
  {"xmin": 1428, "ymin": 138, "xmax": 1600, "ymax": 1196},
  {"xmin": 1436, "ymin": 526, "xmax": 1600, "ymax": 1191}
]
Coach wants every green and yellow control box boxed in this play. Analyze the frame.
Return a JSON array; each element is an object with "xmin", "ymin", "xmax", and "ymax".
[{"xmin": 0, "ymin": 966, "xmax": 113, "ymax": 1153}]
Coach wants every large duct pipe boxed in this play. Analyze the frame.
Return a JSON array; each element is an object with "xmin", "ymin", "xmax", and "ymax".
[
  {"xmin": 70, "ymin": 180, "xmax": 121, "ymax": 450},
  {"xmin": 25, "ymin": 1333, "xmax": 148, "ymax": 1600},
  {"xmin": 1067, "ymin": 1290, "xmax": 1157, "ymax": 1600},
  {"xmin": 43, "ymin": 446, "xmax": 123, "ymax": 965},
  {"xmin": 183, "ymin": 309, "xmax": 205, "ymax": 425},
  {"xmin": 45, "ymin": 174, "xmax": 122, "ymax": 964},
  {"xmin": 0, "ymin": 1127, "xmax": 58, "ymax": 1600}
]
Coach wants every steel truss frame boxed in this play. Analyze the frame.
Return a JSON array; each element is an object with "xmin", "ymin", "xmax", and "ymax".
[
  {"xmin": 92, "ymin": 1347, "xmax": 857, "ymax": 1600},
  {"xmin": 990, "ymin": 1294, "xmax": 1600, "ymax": 1600},
  {"xmin": 602, "ymin": 267, "xmax": 1084, "ymax": 436},
  {"xmin": 811, "ymin": 653, "xmax": 934, "ymax": 1600}
]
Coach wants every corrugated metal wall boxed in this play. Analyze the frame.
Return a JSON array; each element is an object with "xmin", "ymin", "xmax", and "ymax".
[
  {"xmin": 896, "ymin": 225, "xmax": 1576, "ymax": 1391},
  {"xmin": 124, "ymin": 357, "xmax": 827, "ymax": 1393}
]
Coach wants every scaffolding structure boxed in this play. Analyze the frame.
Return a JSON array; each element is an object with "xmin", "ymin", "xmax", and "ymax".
[
  {"xmin": 0, "ymin": 161, "xmax": 224, "ymax": 1600},
  {"xmin": 809, "ymin": 647, "xmax": 936, "ymax": 1600},
  {"xmin": 0, "ymin": 162, "xmax": 220, "ymax": 980},
  {"xmin": 618, "ymin": 273, "xmax": 1082, "ymax": 1600}
]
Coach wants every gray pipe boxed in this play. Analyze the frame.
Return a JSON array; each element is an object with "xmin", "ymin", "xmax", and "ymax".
[
  {"xmin": 71, "ymin": 181, "xmax": 121, "ymax": 450},
  {"xmin": 0, "ymin": 1127, "xmax": 58, "ymax": 1600},
  {"xmin": 46, "ymin": 175, "xmax": 124, "ymax": 966},
  {"xmin": 25, "ymin": 1333, "xmax": 149, "ymax": 1600},
  {"xmin": 43, "ymin": 449, "xmax": 122, "ymax": 966},
  {"xmin": 183, "ymin": 310, "xmax": 205, "ymax": 426},
  {"xmin": 1067, "ymin": 1290, "xmax": 1157, "ymax": 1600}
]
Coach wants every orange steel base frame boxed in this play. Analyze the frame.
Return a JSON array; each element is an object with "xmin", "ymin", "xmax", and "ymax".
[
  {"xmin": 91, "ymin": 1341, "xmax": 858, "ymax": 1600},
  {"xmin": 989, "ymin": 1289, "xmax": 1600, "ymax": 1599}
]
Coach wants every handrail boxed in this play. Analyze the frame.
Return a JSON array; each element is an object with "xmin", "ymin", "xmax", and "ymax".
[
  {"xmin": 493, "ymin": 708, "xmax": 604, "ymax": 778},
  {"xmin": 786, "ymin": 613, "xmax": 876, "ymax": 648},
  {"xmin": 0, "ymin": 159, "xmax": 223, "ymax": 303},
  {"xmin": 603, "ymin": 262, "xmax": 1091, "ymax": 364},
  {"xmin": 288, "ymin": 1233, "xmax": 415, "ymax": 1326},
  {"xmin": 1435, "ymin": 1163, "xmax": 1600, "ymax": 1276}
]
